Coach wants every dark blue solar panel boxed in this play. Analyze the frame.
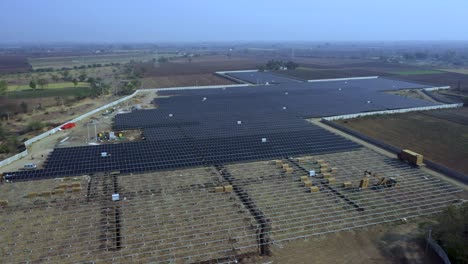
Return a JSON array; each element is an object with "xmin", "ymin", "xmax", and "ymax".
[{"xmin": 5, "ymin": 77, "xmax": 439, "ymax": 182}]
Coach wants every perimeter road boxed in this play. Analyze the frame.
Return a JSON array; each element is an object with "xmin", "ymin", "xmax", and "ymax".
[{"xmin": 309, "ymin": 118, "xmax": 468, "ymax": 191}]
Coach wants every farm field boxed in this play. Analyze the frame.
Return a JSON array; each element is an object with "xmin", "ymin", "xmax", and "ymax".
[
  {"xmin": 0, "ymin": 55, "xmax": 31, "ymax": 73},
  {"xmin": 0, "ymin": 66, "xmax": 118, "ymax": 85},
  {"xmin": 8, "ymin": 81, "xmax": 89, "ymax": 91},
  {"xmin": 391, "ymin": 69, "xmax": 443, "ymax": 75},
  {"xmin": 276, "ymin": 67, "xmax": 385, "ymax": 80},
  {"xmin": 389, "ymin": 72, "xmax": 468, "ymax": 91},
  {"xmin": 142, "ymin": 73, "xmax": 234, "ymax": 88},
  {"xmin": 438, "ymin": 68, "xmax": 468, "ymax": 75},
  {"xmin": 142, "ymin": 55, "xmax": 266, "ymax": 77},
  {"xmin": 28, "ymin": 53, "xmax": 172, "ymax": 69},
  {"xmin": 336, "ymin": 108, "xmax": 468, "ymax": 175},
  {"xmin": 7, "ymin": 86, "xmax": 92, "ymax": 99}
]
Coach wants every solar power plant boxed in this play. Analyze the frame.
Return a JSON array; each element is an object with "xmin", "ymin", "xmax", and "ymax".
[
  {"xmin": 0, "ymin": 150, "xmax": 461, "ymax": 263},
  {"xmin": 225, "ymin": 71, "xmax": 303, "ymax": 84},
  {"xmin": 0, "ymin": 75, "xmax": 461, "ymax": 263},
  {"xmin": 4, "ymin": 115, "xmax": 362, "ymax": 181}
]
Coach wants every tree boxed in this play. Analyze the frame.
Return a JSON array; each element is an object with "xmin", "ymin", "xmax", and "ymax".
[
  {"xmin": 72, "ymin": 78, "xmax": 78, "ymax": 87},
  {"xmin": 37, "ymin": 78, "xmax": 48, "ymax": 89},
  {"xmin": 285, "ymin": 61, "xmax": 299, "ymax": 70},
  {"xmin": 78, "ymin": 72, "xmax": 87, "ymax": 82},
  {"xmin": 26, "ymin": 120, "xmax": 45, "ymax": 132},
  {"xmin": 61, "ymin": 70, "xmax": 70, "ymax": 81},
  {"xmin": 157, "ymin": 56, "xmax": 169, "ymax": 64},
  {"xmin": 51, "ymin": 74, "xmax": 60, "ymax": 82},
  {"xmin": 265, "ymin": 60, "xmax": 283, "ymax": 71},
  {"xmin": 20, "ymin": 101, "xmax": 28, "ymax": 113},
  {"xmin": 29, "ymin": 80, "xmax": 37, "ymax": 90},
  {"xmin": 433, "ymin": 204, "xmax": 468, "ymax": 263},
  {"xmin": 87, "ymin": 77, "xmax": 96, "ymax": 85},
  {"xmin": 0, "ymin": 124, "xmax": 7, "ymax": 140},
  {"xmin": 0, "ymin": 80, "xmax": 7, "ymax": 96}
]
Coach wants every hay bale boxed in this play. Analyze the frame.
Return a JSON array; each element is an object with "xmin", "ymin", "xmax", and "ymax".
[
  {"xmin": 282, "ymin": 164, "xmax": 290, "ymax": 170},
  {"xmin": 322, "ymin": 172, "xmax": 332, "ymax": 179},
  {"xmin": 319, "ymin": 163, "xmax": 329, "ymax": 169},
  {"xmin": 26, "ymin": 192, "xmax": 38, "ymax": 198},
  {"xmin": 343, "ymin": 181, "xmax": 352, "ymax": 188},
  {"xmin": 316, "ymin": 159, "xmax": 325, "ymax": 164},
  {"xmin": 285, "ymin": 167, "xmax": 294, "ymax": 174},
  {"xmin": 70, "ymin": 182, "xmax": 81, "ymax": 188},
  {"xmin": 223, "ymin": 185, "xmax": 233, "ymax": 192},
  {"xmin": 54, "ymin": 189, "xmax": 66, "ymax": 195},
  {"xmin": 214, "ymin": 186, "xmax": 224, "ymax": 193},
  {"xmin": 56, "ymin": 183, "xmax": 68, "ymax": 189},
  {"xmin": 300, "ymin": 176, "xmax": 309, "ymax": 182},
  {"xmin": 303, "ymin": 180, "xmax": 313, "ymax": 187},
  {"xmin": 40, "ymin": 191, "xmax": 52, "ymax": 196},
  {"xmin": 326, "ymin": 177, "xmax": 336, "ymax": 184},
  {"xmin": 310, "ymin": 186, "xmax": 320, "ymax": 192},
  {"xmin": 71, "ymin": 187, "xmax": 82, "ymax": 193},
  {"xmin": 0, "ymin": 200, "xmax": 8, "ymax": 206},
  {"xmin": 329, "ymin": 167, "xmax": 338, "ymax": 173}
]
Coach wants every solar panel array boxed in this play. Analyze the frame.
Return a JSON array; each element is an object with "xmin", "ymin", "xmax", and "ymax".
[
  {"xmin": 5, "ymin": 77, "xmax": 436, "ymax": 182},
  {"xmin": 156, "ymin": 77, "xmax": 436, "ymax": 118}
]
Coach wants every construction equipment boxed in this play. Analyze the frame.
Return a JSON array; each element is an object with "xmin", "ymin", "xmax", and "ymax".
[
  {"xmin": 359, "ymin": 171, "xmax": 371, "ymax": 189},
  {"xmin": 359, "ymin": 170, "xmax": 398, "ymax": 190},
  {"xmin": 373, "ymin": 174, "xmax": 398, "ymax": 189}
]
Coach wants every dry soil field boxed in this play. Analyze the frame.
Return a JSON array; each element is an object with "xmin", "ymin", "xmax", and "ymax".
[{"xmin": 336, "ymin": 108, "xmax": 468, "ymax": 175}]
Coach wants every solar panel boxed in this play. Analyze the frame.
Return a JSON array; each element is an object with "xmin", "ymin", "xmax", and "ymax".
[{"xmin": 5, "ymin": 77, "xmax": 438, "ymax": 182}]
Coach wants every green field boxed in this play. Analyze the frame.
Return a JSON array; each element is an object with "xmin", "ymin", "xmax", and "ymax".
[
  {"xmin": 391, "ymin": 69, "xmax": 442, "ymax": 75},
  {"xmin": 28, "ymin": 53, "xmax": 173, "ymax": 69},
  {"xmin": 7, "ymin": 86, "xmax": 92, "ymax": 99},
  {"xmin": 438, "ymin": 68, "xmax": 468, "ymax": 75},
  {"xmin": 8, "ymin": 82, "xmax": 89, "ymax": 91}
]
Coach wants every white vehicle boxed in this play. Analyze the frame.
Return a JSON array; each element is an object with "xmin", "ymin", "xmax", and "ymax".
[{"xmin": 23, "ymin": 164, "xmax": 37, "ymax": 170}]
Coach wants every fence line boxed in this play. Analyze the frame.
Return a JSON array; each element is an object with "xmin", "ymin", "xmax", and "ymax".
[
  {"xmin": 215, "ymin": 70, "xmax": 258, "ymax": 74},
  {"xmin": 424, "ymin": 86, "xmax": 451, "ymax": 91},
  {"xmin": 321, "ymin": 119, "xmax": 468, "ymax": 184},
  {"xmin": 142, "ymin": 83, "xmax": 250, "ymax": 92},
  {"xmin": 0, "ymin": 84, "xmax": 251, "ymax": 169},
  {"xmin": 322, "ymin": 103, "xmax": 463, "ymax": 121},
  {"xmin": 307, "ymin": 76, "xmax": 379, "ymax": 82},
  {"xmin": 0, "ymin": 79, "xmax": 462, "ymax": 170},
  {"xmin": 0, "ymin": 151, "xmax": 28, "ymax": 168}
]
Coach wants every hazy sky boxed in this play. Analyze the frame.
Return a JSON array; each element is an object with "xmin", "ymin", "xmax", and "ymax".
[{"xmin": 1, "ymin": 0, "xmax": 467, "ymax": 43}]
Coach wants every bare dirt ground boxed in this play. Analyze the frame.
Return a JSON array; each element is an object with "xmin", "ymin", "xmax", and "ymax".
[
  {"xmin": 385, "ymin": 89, "xmax": 438, "ymax": 102},
  {"xmin": 335, "ymin": 108, "xmax": 468, "ymax": 175},
  {"xmin": 141, "ymin": 55, "xmax": 266, "ymax": 77},
  {"xmin": 0, "ymin": 91, "xmax": 157, "ymax": 173},
  {"xmin": 142, "ymin": 73, "xmax": 234, "ymax": 88},
  {"xmin": 241, "ymin": 218, "xmax": 442, "ymax": 264}
]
